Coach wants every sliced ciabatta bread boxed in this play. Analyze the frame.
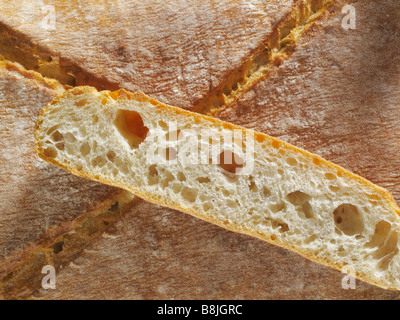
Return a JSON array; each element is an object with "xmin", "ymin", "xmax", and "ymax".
[{"xmin": 35, "ymin": 86, "xmax": 400, "ymax": 290}]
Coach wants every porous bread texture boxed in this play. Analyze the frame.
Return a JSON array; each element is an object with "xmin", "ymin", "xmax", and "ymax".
[{"xmin": 35, "ymin": 86, "xmax": 400, "ymax": 290}]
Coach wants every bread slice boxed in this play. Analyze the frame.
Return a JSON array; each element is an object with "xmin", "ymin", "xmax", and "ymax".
[{"xmin": 35, "ymin": 86, "xmax": 400, "ymax": 290}]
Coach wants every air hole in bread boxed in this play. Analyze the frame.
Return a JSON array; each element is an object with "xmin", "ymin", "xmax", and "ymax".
[
  {"xmin": 378, "ymin": 252, "xmax": 398, "ymax": 271},
  {"xmin": 109, "ymin": 91, "xmax": 120, "ymax": 100},
  {"xmin": 272, "ymin": 140, "xmax": 280, "ymax": 149},
  {"xmin": 51, "ymin": 130, "xmax": 63, "ymax": 142},
  {"xmin": 367, "ymin": 193, "xmax": 381, "ymax": 201},
  {"xmin": 181, "ymin": 186, "xmax": 198, "ymax": 203},
  {"xmin": 278, "ymin": 222, "xmax": 289, "ymax": 233},
  {"xmin": 114, "ymin": 109, "xmax": 149, "ymax": 148},
  {"xmin": 222, "ymin": 188, "xmax": 231, "ymax": 197},
  {"xmin": 147, "ymin": 164, "xmax": 159, "ymax": 185},
  {"xmin": 226, "ymin": 199, "xmax": 237, "ymax": 208},
  {"xmin": 106, "ymin": 150, "xmax": 116, "ymax": 162},
  {"xmin": 121, "ymin": 163, "xmax": 131, "ymax": 176},
  {"xmin": 366, "ymin": 220, "xmax": 392, "ymax": 248},
  {"xmin": 92, "ymin": 155, "xmax": 107, "ymax": 168},
  {"xmin": 196, "ymin": 177, "xmax": 210, "ymax": 183},
  {"xmin": 374, "ymin": 231, "xmax": 399, "ymax": 270},
  {"xmin": 304, "ymin": 234, "xmax": 317, "ymax": 245},
  {"xmin": 46, "ymin": 124, "xmax": 60, "ymax": 135},
  {"xmin": 301, "ymin": 201, "xmax": 314, "ymax": 219},
  {"xmin": 325, "ymin": 173, "xmax": 337, "ymax": 181},
  {"xmin": 92, "ymin": 115, "xmax": 99, "ymax": 125},
  {"xmin": 203, "ymin": 202, "xmax": 213, "ymax": 211},
  {"xmin": 158, "ymin": 120, "xmax": 168, "ymax": 130},
  {"xmin": 199, "ymin": 194, "xmax": 208, "ymax": 202},
  {"xmin": 64, "ymin": 132, "xmax": 77, "ymax": 143},
  {"xmin": 286, "ymin": 191, "xmax": 313, "ymax": 218},
  {"xmin": 43, "ymin": 146, "xmax": 58, "ymax": 158},
  {"xmin": 217, "ymin": 150, "xmax": 244, "ymax": 175},
  {"xmin": 262, "ymin": 186, "xmax": 271, "ymax": 197},
  {"xmin": 286, "ymin": 157, "xmax": 297, "ymax": 166},
  {"xmin": 92, "ymin": 140, "xmax": 98, "ymax": 152},
  {"xmin": 333, "ymin": 204, "xmax": 364, "ymax": 236},
  {"xmin": 171, "ymin": 182, "xmax": 182, "ymax": 194},
  {"xmin": 369, "ymin": 200, "xmax": 378, "ymax": 206},
  {"xmin": 329, "ymin": 185, "xmax": 340, "ymax": 192},
  {"xmin": 80, "ymin": 142, "xmax": 91, "ymax": 156},
  {"xmin": 248, "ymin": 176, "xmax": 257, "ymax": 191},
  {"xmin": 286, "ymin": 190, "xmax": 311, "ymax": 206},
  {"xmin": 75, "ymin": 99, "xmax": 87, "ymax": 107},
  {"xmin": 267, "ymin": 217, "xmax": 289, "ymax": 233},
  {"xmin": 71, "ymin": 88, "xmax": 84, "ymax": 96},
  {"xmin": 269, "ymin": 202, "xmax": 285, "ymax": 213},
  {"xmin": 177, "ymin": 172, "xmax": 186, "ymax": 182},
  {"xmin": 112, "ymin": 168, "xmax": 119, "ymax": 176},
  {"xmin": 55, "ymin": 142, "xmax": 65, "ymax": 151},
  {"xmin": 161, "ymin": 170, "xmax": 175, "ymax": 188}
]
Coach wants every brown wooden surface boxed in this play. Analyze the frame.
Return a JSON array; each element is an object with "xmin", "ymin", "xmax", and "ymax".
[{"xmin": 1, "ymin": 0, "xmax": 400, "ymax": 299}]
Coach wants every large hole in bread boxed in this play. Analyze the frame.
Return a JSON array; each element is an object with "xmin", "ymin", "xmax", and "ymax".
[
  {"xmin": 181, "ymin": 186, "xmax": 198, "ymax": 203},
  {"xmin": 373, "ymin": 230, "xmax": 398, "ymax": 259},
  {"xmin": 366, "ymin": 220, "xmax": 392, "ymax": 248},
  {"xmin": 286, "ymin": 191, "xmax": 313, "ymax": 219},
  {"xmin": 374, "ymin": 231, "xmax": 399, "ymax": 270},
  {"xmin": 286, "ymin": 191, "xmax": 311, "ymax": 206},
  {"xmin": 161, "ymin": 170, "xmax": 175, "ymax": 188},
  {"xmin": 114, "ymin": 109, "xmax": 149, "ymax": 148},
  {"xmin": 43, "ymin": 145, "xmax": 58, "ymax": 158},
  {"xmin": 333, "ymin": 204, "xmax": 364, "ymax": 236}
]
